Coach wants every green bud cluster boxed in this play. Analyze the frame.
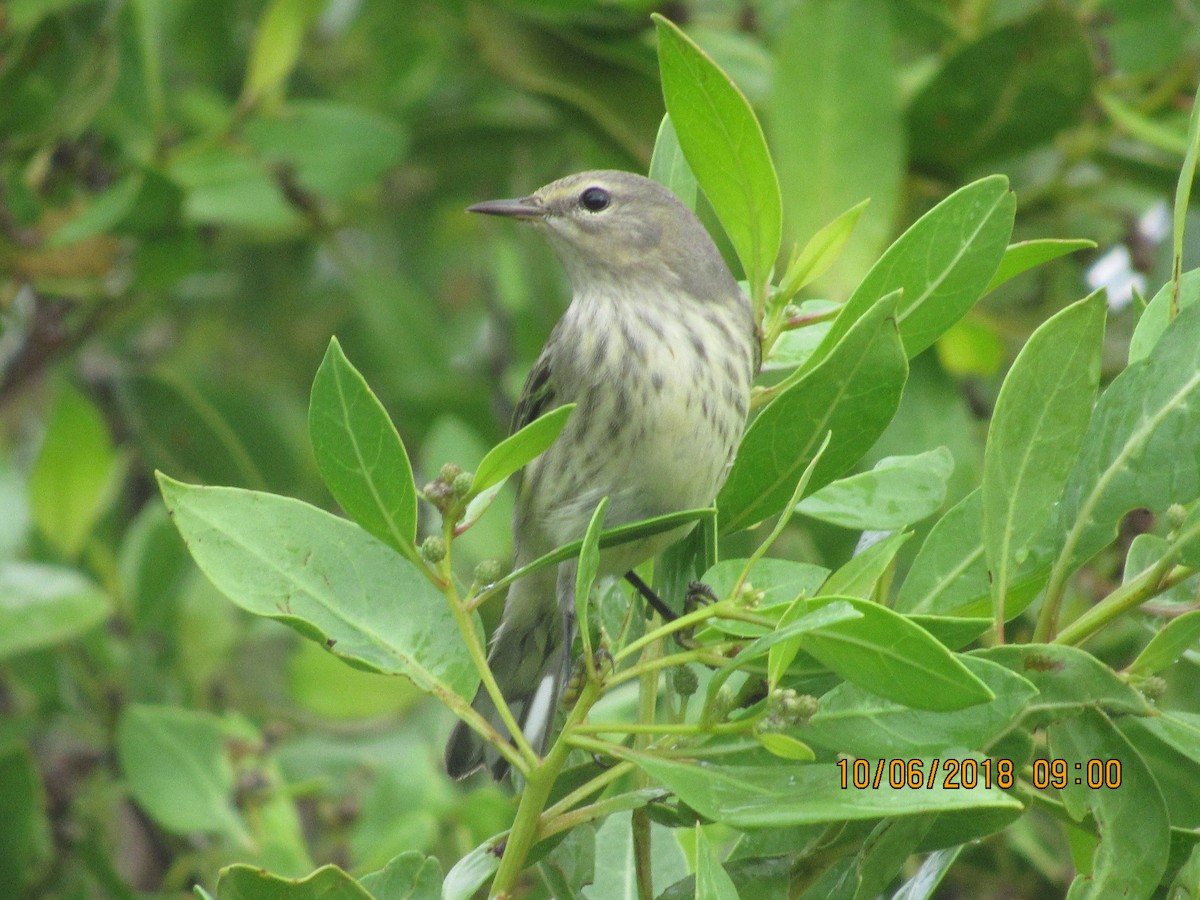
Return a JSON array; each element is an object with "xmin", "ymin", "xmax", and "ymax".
[
  {"xmin": 757, "ymin": 688, "xmax": 818, "ymax": 734},
  {"xmin": 671, "ymin": 665, "xmax": 699, "ymax": 697},
  {"xmin": 420, "ymin": 535, "xmax": 446, "ymax": 564},
  {"xmin": 422, "ymin": 462, "xmax": 475, "ymax": 516},
  {"xmin": 473, "ymin": 558, "xmax": 504, "ymax": 585}
]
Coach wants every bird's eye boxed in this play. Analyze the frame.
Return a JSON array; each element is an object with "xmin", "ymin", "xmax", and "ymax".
[{"xmin": 580, "ymin": 187, "xmax": 611, "ymax": 212}]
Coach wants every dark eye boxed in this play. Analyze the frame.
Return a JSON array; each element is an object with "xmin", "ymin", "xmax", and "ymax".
[{"xmin": 580, "ymin": 186, "xmax": 610, "ymax": 212}]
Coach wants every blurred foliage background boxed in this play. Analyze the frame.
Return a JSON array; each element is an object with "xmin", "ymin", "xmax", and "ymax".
[{"xmin": 1, "ymin": 0, "xmax": 1198, "ymax": 896}]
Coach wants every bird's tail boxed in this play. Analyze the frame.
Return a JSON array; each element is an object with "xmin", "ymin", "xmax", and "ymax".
[{"xmin": 444, "ymin": 583, "xmax": 566, "ymax": 780}]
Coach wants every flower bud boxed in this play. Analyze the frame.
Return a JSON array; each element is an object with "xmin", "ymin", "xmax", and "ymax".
[
  {"xmin": 438, "ymin": 462, "xmax": 462, "ymax": 485},
  {"xmin": 419, "ymin": 535, "xmax": 446, "ymax": 564},
  {"xmin": 452, "ymin": 471, "xmax": 475, "ymax": 498},
  {"xmin": 473, "ymin": 558, "xmax": 504, "ymax": 585},
  {"xmin": 672, "ymin": 665, "xmax": 699, "ymax": 697},
  {"xmin": 1166, "ymin": 503, "xmax": 1188, "ymax": 530}
]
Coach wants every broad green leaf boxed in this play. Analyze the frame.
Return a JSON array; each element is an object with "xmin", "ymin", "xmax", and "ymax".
[
  {"xmin": 157, "ymin": 476, "xmax": 477, "ymax": 699},
  {"xmin": 117, "ymin": 371, "xmax": 268, "ymax": 490},
  {"xmin": 796, "ymin": 597, "xmax": 994, "ymax": 711},
  {"xmin": 762, "ymin": 299, "xmax": 839, "ymax": 372},
  {"xmin": 217, "ymin": 863, "xmax": 372, "ymax": 900},
  {"xmin": 116, "ymin": 705, "xmax": 250, "ymax": 844},
  {"xmin": 1046, "ymin": 300, "xmax": 1200, "ymax": 595},
  {"xmin": 702, "ymin": 557, "xmax": 830, "ymax": 611},
  {"xmin": 168, "ymin": 146, "xmax": 299, "ymax": 230},
  {"xmin": 1048, "ymin": 709, "xmax": 1168, "ymax": 898},
  {"xmin": 983, "ymin": 292, "xmax": 1106, "ymax": 629},
  {"xmin": 694, "ymin": 826, "xmax": 739, "ymax": 900},
  {"xmin": 309, "ymin": 337, "xmax": 418, "ymax": 557},
  {"xmin": 1128, "ymin": 269, "xmax": 1200, "ymax": 364},
  {"xmin": 907, "ymin": 615, "xmax": 991, "ymax": 650},
  {"xmin": 1127, "ymin": 610, "xmax": 1200, "ymax": 675},
  {"xmin": 907, "ymin": 9, "xmax": 1093, "ymax": 171},
  {"xmin": 649, "ymin": 115, "xmax": 698, "ymax": 211},
  {"xmin": 985, "ymin": 239, "xmax": 1097, "ymax": 294},
  {"xmin": 776, "ymin": 199, "xmax": 870, "ymax": 298},
  {"xmin": 820, "ymin": 532, "xmax": 911, "ymax": 599},
  {"xmin": 360, "ymin": 851, "xmax": 443, "ymax": 900},
  {"xmin": 801, "ymin": 656, "xmax": 1037, "ymax": 758},
  {"xmin": 240, "ymin": 0, "xmax": 322, "ymax": 110},
  {"xmin": 756, "ymin": 733, "xmax": 815, "ymax": 762},
  {"xmin": 764, "ymin": 598, "xmax": 861, "ymax": 687},
  {"xmin": 1119, "ymin": 716, "xmax": 1200, "ymax": 832},
  {"xmin": 809, "ymin": 176, "xmax": 1014, "ymax": 366},
  {"xmin": 584, "ymin": 811, "xmax": 687, "ymax": 900},
  {"xmin": 806, "ymin": 818, "xmax": 933, "ymax": 900},
  {"xmin": 770, "ymin": 0, "xmax": 903, "ymax": 295},
  {"xmin": 469, "ymin": 5, "xmax": 662, "ymax": 161},
  {"xmin": 29, "ymin": 383, "xmax": 125, "ymax": 558},
  {"xmin": 974, "ymin": 644, "xmax": 1152, "ymax": 725},
  {"xmin": 895, "ymin": 489, "xmax": 987, "ymax": 616},
  {"xmin": 243, "ymin": 102, "xmax": 408, "ymax": 202},
  {"xmin": 719, "ymin": 292, "xmax": 907, "ymax": 532},
  {"xmin": 799, "ymin": 447, "xmax": 954, "ymax": 531},
  {"xmin": 630, "ymin": 755, "xmax": 1020, "ymax": 829},
  {"xmin": 575, "ymin": 498, "xmax": 608, "ymax": 665},
  {"xmin": 0, "ymin": 563, "xmax": 111, "ymax": 659},
  {"xmin": 471, "ymin": 404, "xmax": 575, "ymax": 495},
  {"xmin": 890, "ymin": 847, "xmax": 962, "ymax": 900},
  {"xmin": 654, "ymin": 14, "xmax": 781, "ymax": 297},
  {"xmin": 442, "ymin": 833, "xmax": 504, "ymax": 900}
]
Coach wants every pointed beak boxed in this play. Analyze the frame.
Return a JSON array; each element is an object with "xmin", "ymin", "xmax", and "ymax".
[{"xmin": 467, "ymin": 196, "xmax": 547, "ymax": 220}]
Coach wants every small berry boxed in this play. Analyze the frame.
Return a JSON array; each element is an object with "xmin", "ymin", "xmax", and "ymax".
[
  {"xmin": 672, "ymin": 666, "xmax": 699, "ymax": 697},
  {"xmin": 420, "ymin": 535, "xmax": 446, "ymax": 564}
]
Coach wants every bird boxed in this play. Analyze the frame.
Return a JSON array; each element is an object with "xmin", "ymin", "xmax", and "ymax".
[{"xmin": 444, "ymin": 170, "xmax": 759, "ymax": 780}]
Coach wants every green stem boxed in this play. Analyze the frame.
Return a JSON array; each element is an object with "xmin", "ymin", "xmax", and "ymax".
[
  {"xmin": 1055, "ymin": 563, "xmax": 1194, "ymax": 646},
  {"xmin": 540, "ymin": 762, "xmax": 635, "ymax": 824},
  {"xmin": 613, "ymin": 603, "xmax": 772, "ymax": 665},
  {"xmin": 490, "ymin": 679, "xmax": 602, "ymax": 897},
  {"xmin": 608, "ymin": 646, "xmax": 732, "ymax": 689},
  {"xmin": 571, "ymin": 718, "xmax": 752, "ymax": 736}
]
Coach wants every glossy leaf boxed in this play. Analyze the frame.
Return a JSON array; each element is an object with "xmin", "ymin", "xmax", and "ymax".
[
  {"xmin": 241, "ymin": 0, "xmax": 322, "ymax": 110},
  {"xmin": 799, "ymin": 447, "xmax": 954, "ymax": 531},
  {"xmin": 359, "ymin": 851, "xmax": 444, "ymax": 899},
  {"xmin": 29, "ymin": 383, "xmax": 124, "ymax": 558},
  {"xmin": 1048, "ymin": 709, "xmax": 1169, "ymax": 897},
  {"xmin": 985, "ymin": 239, "xmax": 1096, "ymax": 294},
  {"xmin": 472, "ymin": 404, "xmax": 575, "ymax": 496},
  {"xmin": 694, "ymin": 826, "xmax": 739, "ymax": 900},
  {"xmin": 0, "ymin": 563, "xmax": 111, "ymax": 659},
  {"xmin": 719, "ymin": 292, "xmax": 907, "ymax": 532},
  {"xmin": 1128, "ymin": 268, "xmax": 1200, "ymax": 364},
  {"xmin": 217, "ymin": 864, "xmax": 372, "ymax": 899},
  {"xmin": 649, "ymin": 115, "xmax": 698, "ymax": 211},
  {"xmin": 801, "ymin": 656, "xmax": 1037, "ymax": 758},
  {"xmin": 157, "ymin": 476, "xmax": 477, "ymax": 699},
  {"xmin": 983, "ymin": 292, "xmax": 1105, "ymax": 623},
  {"xmin": 309, "ymin": 337, "xmax": 418, "ymax": 557},
  {"xmin": 777, "ymin": 199, "xmax": 870, "ymax": 298},
  {"xmin": 809, "ymin": 176, "xmax": 1014, "ymax": 365},
  {"xmin": 770, "ymin": 0, "xmax": 903, "ymax": 295},
  {"xmin": 1127, "ymin": 610, "xmax": 1200, "ymax": 676},
  {"xmin": 116, "ymin": 705, "xmax": 251, "ymax": 844},
  {"xmin": 820, "ymin": 532, "xmax": 911, "ymax": 599},
  {"xmin": 1046, "ymin": 300, "xmax": 1200, "ymax": 590},
  {"xmin": 654, "ymin": 14, "xmax": 781, "ymax": 295},
  {"xmin": 907, "ymin": 9, "xmax": 1093, "ymax": 171},
  {"xmin": 630, "ymin": 755, "xmax": 1021, "ymax": 829}
]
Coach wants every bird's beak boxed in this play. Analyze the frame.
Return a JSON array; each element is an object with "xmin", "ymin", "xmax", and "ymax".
[{"xmin": 467, "ymin": 196, "xmax": 547, "ymax": 219}]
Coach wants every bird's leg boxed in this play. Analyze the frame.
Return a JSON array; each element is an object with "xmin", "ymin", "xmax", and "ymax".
[
  {"xmin": 624, "ymin": 570, "xmax": 678, "ymax": 621},
  {"xmin": 685, "ymin": 580, "xmax": 719, "ymax": 612}
]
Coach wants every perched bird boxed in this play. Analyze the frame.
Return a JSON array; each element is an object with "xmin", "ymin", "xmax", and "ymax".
[{"xmin": 444, "ymin": 170, "xmax": 759, "ymax": 780}]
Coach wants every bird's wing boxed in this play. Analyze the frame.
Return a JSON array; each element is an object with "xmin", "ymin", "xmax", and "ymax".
[{"xmin": 511, "ymin": 349, "xmax": 557, "ymax": 435}]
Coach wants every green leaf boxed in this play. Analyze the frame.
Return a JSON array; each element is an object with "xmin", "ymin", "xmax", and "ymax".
[
  {"xmin": 820, "ymin": 532, "xmax": 911, "ymax": 599},
  {"xmin": 810, "ymin": 176, "xmax": 1015, "ymax": 365},
  {"xmin": 983, "ymin": 292, "xmax": 1106, "ymax": 629},
  {"xmin": 240, "ymin": 0, "xmax": 322, "ymax": 110},
  {"xmin": 0, "ymin": 563, "xmax": 111, "ymax": 659},
  {"xmin": 0, "ymin": 744, "xmax": 50, "ymax": 899},
  {"xmin": 776, "ymin": 200, "xmax": 870, "ymax": 299},
  {"xmin": 907, "ymin": 9, "xmax": 1093, "ymax": 171},
  {"xmin": 1046, "ymin": 300, "xmax": 1200, "ymax": 596},
  {"xmin": 242, "ymin": 101, "xmax": 408, "ymax": 202},
  {"xmin": 654, "ymin": 14, "xmax": 781, "ymax": 297},
  {"xmin": 29, "ymin": 383, "xmax": 125, "ymax": 558},
  {"xmin": 1048, "ymin": 709, "xmax": 1169, "ymax": 898},
  {"xmin": 629, "ymin": 755, "xmax": 1021, "ymax": 829},
  {"xmin": 359, "ymin": 851, "xmax": 443, "ymax": 900},
  {"xmin": 797, "ymin": 597, "xmax": 994, "ymax": 711},
  {"xmin": 801, "ymin": 656, "xmax": 1037, "ymax": 758},
  {"xmin": 649, "ymin": 115, "xmax": 698, "ymax": 211},
  {"xmin": 47, "ymin": 173, "xmax": 143, "ymax": 248},
  {"xmin": 1128, "ymin": 269, "xmax": 1200, "ymax": 364},
  {"xmin": 309, "ymin": 337, "xmax": 418, "ymax": 557},
  {"xmin": 974, "ymin": 644, "xmax": 1152, "ymax": 725},
  {"xmin": 587, "ymin": 811, "xmax": 687, "ymax": 900},
  {"xmin": 698, "ymin": 557, "xmax": 830, "ymax": 637},
  {"xmin": 117, "ymin": 705, "xmax": 251, "ymax": 844},
  {"xmin": 1127, "ymin": 610, "xmax": 1200, "ymax": 676},
  {"xmin": 168, "ymin": 146, "xmax": 299, "ymax": 230},
  {"xmin": 719, "ymin": 292, "xmax": 907, "ymax": 532},
  {"xmin": 575, "ymin": 497, "xmax": 608, "ymax": 665},
  {"xmin": 442, "ymin": 833, "xmax": 504, "ymax": 900},
  {"xmin": 894, "ymin": 489, "xmax": 988, "ymax": 616},
  {"xmin": 694, "ymin": 825, "xmax": 739, "ymax": 900},
  {"xmin": 985, "ymin": 239, "xmax": 1097, "ymax": 294},
  {"xmin": 799, "ymin": 447, "xmax": 954, "ymax": 531},
  {"xmin": 216, "ymin": 863, "xmax": 373, "ymax": 900},
  {"xmin": 157, "ymin": 476, "xmax": 477, "ymax": 699},
  {"xmin": 471, "ymin": 404, "xmax": 575, "ymax": 496},
  {"xmin": 764, "ymin": 599, "xmax": 862, "ymax": 688},
  {"xmin": 755, "ymin": 733, "xmax": 816, "ymax": 763},
  {"xmin": 770, "ymin": 0, "xmax": 903, "ymax": 295}
]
